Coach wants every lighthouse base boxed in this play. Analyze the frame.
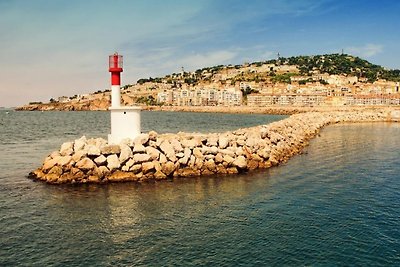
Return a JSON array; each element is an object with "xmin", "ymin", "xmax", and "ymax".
[{"xmin": 108, "ymin": 106, "xmax": 141, "ymax": 144}]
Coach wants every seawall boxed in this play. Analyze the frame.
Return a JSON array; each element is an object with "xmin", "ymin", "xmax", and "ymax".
[{"xmin": 29, "ymin": 110, "xmax": 400, "ymax": 184}]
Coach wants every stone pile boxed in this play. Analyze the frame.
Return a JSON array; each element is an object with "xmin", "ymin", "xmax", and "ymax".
[{"xmin": 29, "ymin": 110, "xmax": 393, "ymax": 184}]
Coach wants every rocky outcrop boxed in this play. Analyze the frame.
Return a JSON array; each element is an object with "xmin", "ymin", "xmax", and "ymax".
[{"xmin": 29, "ymin": 110, "xmax": 397, "ymax": 184}]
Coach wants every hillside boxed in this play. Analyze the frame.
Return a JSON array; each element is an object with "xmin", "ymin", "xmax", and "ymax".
[
  {"xmin": 137, "ymin": 53, "xmax": 400, "ymax": 85},
  {"xmin": 16, "ymin": 53, "xmax": 400, "ymax": 111}
]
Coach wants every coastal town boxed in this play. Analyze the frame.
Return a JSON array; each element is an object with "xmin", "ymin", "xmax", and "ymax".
[{"xmin": 17, "ymin": 54, "xmax": 400, "ymax": 111}]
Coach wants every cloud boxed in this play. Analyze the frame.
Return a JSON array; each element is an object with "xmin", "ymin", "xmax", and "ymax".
[
  {"xmin": 346, "ymin": 44, "xmax": 383, "ymax": 58},
  {"xmin": 261, "ymin": 51, "xmax": 275, "ymax": 60}
]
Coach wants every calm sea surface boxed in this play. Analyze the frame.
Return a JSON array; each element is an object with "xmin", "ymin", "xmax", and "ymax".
[{"xmin": 0, "ymin": 110, "xmax": 399, "ymax": 266}]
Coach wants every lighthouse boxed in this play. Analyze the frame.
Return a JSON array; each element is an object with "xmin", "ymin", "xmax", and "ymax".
[{"xmin": 108, "ymin": 53, "xmax": 141, "ymax": 144}]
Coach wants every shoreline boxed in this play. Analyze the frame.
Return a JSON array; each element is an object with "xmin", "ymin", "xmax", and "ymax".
[
  {"xmin": 142, "ymin": 105, "xmax": 400, "ymax": 115},
  {"xmin": 29, "ymin": 108, "xmax": 400, "ymax": 184},
  {"xmin": 17, "ymin": 103, "xmax": 400, "ymax": 115}
]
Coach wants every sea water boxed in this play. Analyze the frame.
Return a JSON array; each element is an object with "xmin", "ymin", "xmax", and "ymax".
[{"xmin": 0, "ymin": 110, "xmax": 399, "ymax": 266}]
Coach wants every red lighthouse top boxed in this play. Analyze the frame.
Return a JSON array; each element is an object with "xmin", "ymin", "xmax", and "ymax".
[
  {"xmin": 109, "ymin": 53, "xmax": 123, "ymax": 72},
  {"xmin": 109, "ymin": 52, "xmax": 123, "ymax": 85}
]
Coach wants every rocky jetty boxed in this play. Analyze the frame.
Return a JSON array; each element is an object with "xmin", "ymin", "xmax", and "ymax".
[{"xmin": 29, "ymin": 110, "xmax": 397, "ymax": 184}]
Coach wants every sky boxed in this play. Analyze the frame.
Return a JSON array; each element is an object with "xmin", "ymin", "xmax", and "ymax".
[{"xmin": 1, "ymin": 0, "xmax": 400, "ymax": 107}]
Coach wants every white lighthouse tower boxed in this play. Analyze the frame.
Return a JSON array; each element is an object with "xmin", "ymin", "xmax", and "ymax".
[{"xmin": 108, "ymin": 53, "xmax": 141, "ymax": 144}]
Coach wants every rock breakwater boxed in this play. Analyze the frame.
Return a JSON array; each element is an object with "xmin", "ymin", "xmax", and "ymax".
[{"xmin": 29, "ymin": 110, "xmax": 396, "ymax": 184}]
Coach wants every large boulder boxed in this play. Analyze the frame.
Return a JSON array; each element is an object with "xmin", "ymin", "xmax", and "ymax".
[
  {"xmin": 43, "ymin": 157, "xmax": 60, "ymax": 171},
  {"xmin": 146, "ymin": 146, "xmax": 160, "ymax": 160},
  {"xmin": 76, "ymin": 158, "xmax": 96, "ymax": 171},
  {"xmin": 119, "ymin": 144, "xmax": 133, "ymax": 164},
  {"xmin": 134, "ymin": 133, "xmax": 149, "ymax": 145},
  {"xmin": 74, "ymin": 136, "xmax": 87, "ymax": 152},
  {"xmin": 60, "ymin": 142, "xmax": 74, "ymax": 156},
  {"xmin": 94, "ymin": 155, "xmax": 107, "ymax": 166},
  {"xmin": 170, "ymin": 139, "xmax": 184, "ymax": 152},
  {"xmin": 107, "ymin": 154, "xmax": 121, "ymax": 171},
  {"xmin": 148, "ymin": 130, "xmax": 158, "ymax": 141},
  {"xmin": 57, "ymin": 155, "xmax": 73, "ymax": 167},
  {"xmin": 181, "ymin": 139, "xmax": 197, "ymax": 149},
  {"xmin": 142, "ymin": 162, "xmax": 155, "ymax": 174},
  {"xmin": 101, "ymin": 145, "xmax": 121, "ymax": 155},
  {"xmin": 133, "ymin": 153, "xmax": 151, "ymax": 163},
  {"xmin": 132, "ymin": 143, "xmax": 146, "ymax": 153},
  {"xmin": 159, "ymin": 141, "xmax": 177, "ymax": 162},
  {"xmin": 232, "ymin": 156, "xmax": 247, "ymax": 169},
  {"xmin": 161, "ymin": 161, "xmax": 175, "ymax": 176},
  {"xmin": 86, "ymin": 145, "xmax": 101, "ymax": 157},
  {"xmin": 218, "ymin": 136, "xmax": 229, "ymax": 149}
]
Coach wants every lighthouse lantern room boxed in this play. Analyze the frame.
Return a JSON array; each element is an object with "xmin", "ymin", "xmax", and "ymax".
[{"xmin": 108, "ymin": 53, "xmax": 141, "ymax": 144}]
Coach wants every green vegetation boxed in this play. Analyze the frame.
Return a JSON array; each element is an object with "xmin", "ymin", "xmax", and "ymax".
[
  {"xmin": 271, "ymin": 73, "xmax": 296, "ymax": 84},
  {"xmin": 135, "ymin": 95, "xmax": 158, "ymax": 106},
  {"xmin": 131, "ymin": 54, "xmax": 400, "ymax": 88},
  {"xmin": 137, "ymin": 77, "xmax": 162, "ymax": 84},
  {"xmin": 241, "ymin": 86, "xmax": 259, "ymax": 103},
  {"xmin": 279, "ymin": 54, "xmax": 399, "ymax": 82}
]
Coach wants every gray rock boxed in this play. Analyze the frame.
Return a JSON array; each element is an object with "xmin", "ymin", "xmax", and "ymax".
[
  {"xmin": 159, "ymin": 153, "xmax": 167, "ymax": 164},
  {"xmin": 125, "ymin": 158, "xmax": 135, "ymax": 169},
  {"xmin": 205, "ymin": 155, "xmax": 215, "ymax": 160},
  {"xmin": 204, "ymin": 159, "xmax": 216, "ymax": 171},
  {"xmin": 193, "ymin": 147, "xmax": 203, "ymax": 159},
  {"xmin": 148, "ymin": 130, "xmax": 158, "ymax": 141},
  {"xmin": 107, "ymin": 154, "xmax": 120, "ymax": 171},
  {"xmin": 43, "ymin": 156, "xmax": 60, "ymax": 171},
  {"xmin": 215, "ymin": 153, "xmax": 224, "ymax": 163},
  {"xmin": 160, "ymin": 141, "xmax": 177, "ymax": 162},
  {"xmin": 181, "ymin": 139, "xmax": 197, "ymax": 149},
  {"xmin": 119, "ymin": 144, "xmax": 133, "ymax": 164},
  {"xmin": 94, "ymin": 155, "xmax": 107, "ymax": 166},
  {"xmin": 72, "ymin": 150, "xmax": 87, "ymax": 162},
  {"xmin": 86, "ymin": 145, "xmax": 101, "ymax": 157},
  {"xmin": 133, "ymin": 133, "xmax": 149, "ymax": 145},
  {"xmin": 219, "ymin": 149, "xmax": 235, "ymax": 157},
  {"xmin": 235, "ymin": 147, "xmax": 245, "ymax": 156},
  {"xmin": 74, "ymin": 136, "xmax": 87, "ymax": 152},
  {"xmin": 232, "ymin": 156, "xmax": 247, "ymax": 169},
  {"xmin": 171, "ymin": 139, "xmax": 184, "ymax": 152},
  {"xmin": 130, "ymin": 164, "xmax": 142, "ymax": 174},
  {"xmin": 142, "ymin": 162, "xmax": 155, "ymax": 174},
  {"xmin": 57, "ymin": 155, "xmax": 72, "ymax": 167},
  {"xmin": 176, "ymin": 152, "xmax": 185, "ymax": 158},
  {"xmin": 223, "ymin": 155, "xmax": 235, "ymax": 165},
  {"xmin": 162, "ymin": 161, "xmax": 175, "ymax": 176},
  {"xmin": 245, "ymin": 137, "xmax": 258, "ymax": 148},
  {"xmin": 218, "ymin": 136, "xmax": 229, "ymax": 149},
  {"xmin": 133, "ymin": 153, "xmax": 151, "ymax": 163},
  {"xmin": 145, "ymin": 146, "xmax": 160, "ymax": 160},
  {"xmin": 76, "ymin": 157, "xmax": 96, "ymax": 171},
  {"xmin": 207, "ymin": 136, "xmax": 218, "ymax": 146},
  {"xmin": 60, "ymin": 142, "xmax": 74, "ymax": 156},
  {"xmin": 132, "ymin": 143, "xmax": 146, "ymax": 153},
  {"xmin": 154, "ymin": 170, "xmax": 167, "ymax": 179},
  {"xmin": 97, "ymin": 166, "xmax": 110, "ymax": 178},
  {"xmin": 237, "ymin": 137, "xmax": 246, "ymax": 146},
  {"xmin": 101, "ymin": 145, "xmax": 121, "ymax": 155},
  {"xmin": 257, "ymin": 148, "xmax": 270, "ymax": 159}
]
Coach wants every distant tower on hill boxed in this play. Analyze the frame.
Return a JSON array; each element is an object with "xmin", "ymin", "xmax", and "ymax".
[
  {"xmin": 108, "ymin": 52, "xmax": 141, "ymax": 144},
  {"xmin": 277, "ymin": 52, "xmax": 281, "ymax": 66}
]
